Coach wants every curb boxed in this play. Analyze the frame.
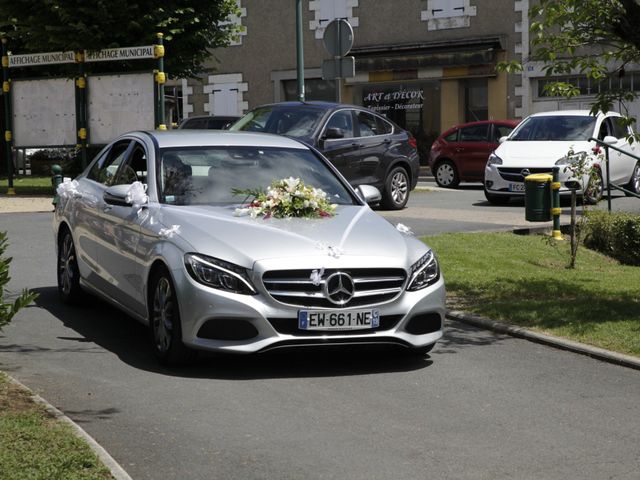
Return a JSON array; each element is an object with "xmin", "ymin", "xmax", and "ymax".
[
  {"xmin": 447, "ymin": 310, "xmax": 640, "ymax": 371},
  {"xmin": 6, "ymin": 375, "xmax": 133, "ymax": 480}
]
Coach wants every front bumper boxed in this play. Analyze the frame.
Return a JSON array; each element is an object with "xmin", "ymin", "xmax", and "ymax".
[
  {"xmin": 484, "ymin": 164, "xmax": 590, "ymax": 196},
  {"xmin": 172, "ymin": 258, "xmax": 445, "ymax": 354}
]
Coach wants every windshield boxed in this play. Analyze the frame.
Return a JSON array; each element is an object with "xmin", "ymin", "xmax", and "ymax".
[
  {"xmin": 157, "ymin": 146, "xmax": 356, "ymax": 206},
  {"xmin": 229, "ymin": 106, "xmax": 325, "ymax": 138},
  {"xmin": 509, "ymin": 115, "xmax": 596, "ymax": 141}
]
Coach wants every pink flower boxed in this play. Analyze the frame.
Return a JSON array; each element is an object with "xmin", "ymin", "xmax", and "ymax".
[{"xmin": 592, "ymin": 145, "xmax": 602, "ymax": 155}]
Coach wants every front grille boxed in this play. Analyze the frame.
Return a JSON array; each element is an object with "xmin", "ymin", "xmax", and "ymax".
[
  {"xmin": 262, "ymin": 268, "xmax": 407, "ymax": 308},
  {"xmin": 267, "ymin": 315, "xmax": 404, "ymax": 336},
  {"xmin": 498, "ymin": 167, "xmax": 553, "ymax": 182}
]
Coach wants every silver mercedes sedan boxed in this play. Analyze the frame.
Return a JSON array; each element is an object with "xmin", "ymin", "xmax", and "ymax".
[{"xmin": 54, "ymin": 130, "xmax": 445, "ymax": 365}]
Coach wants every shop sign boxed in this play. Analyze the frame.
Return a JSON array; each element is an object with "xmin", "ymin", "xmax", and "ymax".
[{"xmin": 362, "ymin": 86, "xmax": 424, "ymax": 113}]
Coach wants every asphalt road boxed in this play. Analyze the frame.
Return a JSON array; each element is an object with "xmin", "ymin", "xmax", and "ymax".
[
  {"xmin": 1, "ymin": 209, "xmax": 639, "ymax": 480},
  {"xmin": 378, "ymin": 180, "xmax": 640, "ymax": 236}
]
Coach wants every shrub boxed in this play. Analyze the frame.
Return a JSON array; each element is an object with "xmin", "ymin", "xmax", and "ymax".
[
  {"xmin": 0, "ymin": 232, "xmax": 38, "ymax": 330},
  {"xmin": 584, "ymin": 211, "xmax": 640, "ymax": 266}
]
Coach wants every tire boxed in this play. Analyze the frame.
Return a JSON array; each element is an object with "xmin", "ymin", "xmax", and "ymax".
[
  {"xmin": 583, "ymin": 168, "xmax": 603, "ymax": 205},
  {"xmin": 434, "ymin": 160, "xmax": 460, "ymax": 188},
  {"xmin": 484, "ymin": 189, "xmax": 511, "ymax": 205},
  {"xmin": 381, "ymin": 166, "xmax": 410, "ymax": 210},
  {"xmin": 148, "ymin": 267, "xmax": 197, "ymax": 366},
  {"xmin": 57, "ymin": 229, "xmax": 83, "ymax": 304},
  {"xmin": 625, "ymin": 161, "xmax": 640, "ymax": 195}
]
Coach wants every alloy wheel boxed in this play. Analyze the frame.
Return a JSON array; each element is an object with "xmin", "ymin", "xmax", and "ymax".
[
  {"xmin": 390, "ymin": 170, "xmax": 408, "ymax": 205},
  {"xmin": 152, "ymin": 277, "xmax": 174, "ymax": 354}
]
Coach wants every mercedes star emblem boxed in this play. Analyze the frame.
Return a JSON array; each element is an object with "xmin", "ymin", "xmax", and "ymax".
[{"xmin": 323, "ymin": 272, "xmax": 355, "ymax": 305}]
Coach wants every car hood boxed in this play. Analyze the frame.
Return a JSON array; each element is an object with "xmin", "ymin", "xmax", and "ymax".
[
  {"xmin": 156, "ymin": 204, "xmax": 419, "ymax": 268},
  {"xmin": 495, "ymin": 140, "xmax": 593, "ymax": 166}
]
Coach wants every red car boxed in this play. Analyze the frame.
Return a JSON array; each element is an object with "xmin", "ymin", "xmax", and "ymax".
[{"xmin": 428, "ymin": 119, "xmax": 520, "ymax": 188}]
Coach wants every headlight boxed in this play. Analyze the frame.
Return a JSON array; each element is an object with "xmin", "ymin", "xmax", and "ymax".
[
  {"xmin": 555, "ymin": 151, "xmax": 587, "ymax": 165},
  {"xmin": 487, "ymin": 153, "xmax": 503, "ymax": 166},
  {"xmin": 185, "ymin": 253, "xmax": 257, "ymax": 295},
  {"xmin": 407, "ymin": 250, "xmax": 440, "ymax": 291}
]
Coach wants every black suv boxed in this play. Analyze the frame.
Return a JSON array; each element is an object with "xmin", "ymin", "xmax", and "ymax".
[{"xmin": 229, "ymin": 102, "xmax": 419, "ymax": 209}]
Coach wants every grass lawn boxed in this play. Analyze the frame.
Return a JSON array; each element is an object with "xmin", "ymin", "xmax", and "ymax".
[
  {"xmin": 424, "ymin": 232, "xmax": 640, "ymax": 357},
  {"xmin": 1, "ymin": 176, "xmax": 54, "ymax": 196},
  {"xmin": 0, "ymin": 373, "xmax": 113, "ymax": 479}
]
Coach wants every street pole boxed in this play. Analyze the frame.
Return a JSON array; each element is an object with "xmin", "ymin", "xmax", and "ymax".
[
  {"xmin": 295, "ymin": 0, "xmax": 305, "ymax": 102},
  {"xmin": 2, "ymin": 38, "xmax": 14, "ymax": 194}
]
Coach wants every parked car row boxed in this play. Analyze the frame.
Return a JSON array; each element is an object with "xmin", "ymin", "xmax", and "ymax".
[{"xmin": 429, "ymin": 111, "xmax": 640, "ymax": 205}]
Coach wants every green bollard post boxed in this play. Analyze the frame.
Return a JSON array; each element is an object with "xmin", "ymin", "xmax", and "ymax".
[{"xmin": 51, "ymin": 164, "xmax": 63, "ymax": 207}]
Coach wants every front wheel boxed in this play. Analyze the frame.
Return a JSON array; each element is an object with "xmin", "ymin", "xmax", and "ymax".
[
  {"xmin": 434, "ymin": 160, "xmax": 460, "ymax": 188},
  {"xmin": 57, "ymin": 229, "xmax": 83, "ymax": 304},
  {"xmin": 149, "ymin": 267, "xmax": 197, "ymax": 366},
  {"xmin": 382, "ymin": 166, "xmax": 410, "ymax": 210},
  {"xmin": 583, "ymin": 168, "xmax": 603, "ymax": 205}
]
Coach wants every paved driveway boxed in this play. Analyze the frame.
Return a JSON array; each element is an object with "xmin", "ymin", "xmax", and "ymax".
[{"xmin": 0, "ymin": 212, "xmax": 639, "ymax": 480}]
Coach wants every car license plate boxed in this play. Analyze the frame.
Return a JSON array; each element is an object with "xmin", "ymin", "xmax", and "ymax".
[
  {"xmin": 509, "ymin": 183, "xmax": 525, "ymax": 192},
  {"xmin": 298, "ymin": 309, "xmax": 380, "ymax": 331}
]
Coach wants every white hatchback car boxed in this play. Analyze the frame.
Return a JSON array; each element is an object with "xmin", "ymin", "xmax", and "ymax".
[{"xmin": 484, "ymin": 110, "xmax": 640, "ymax": 204}]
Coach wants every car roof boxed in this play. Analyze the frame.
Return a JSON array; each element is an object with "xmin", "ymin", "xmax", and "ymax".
[
  {"xmin": 253, "ymin": 101, "xmax": 367, "ymax": 112},
  {"xmin": 133, "ymin": 130, "xmax": 310, "ymax": 149},
  {"xmin": 527, "ymin": 110, "xmax": 618, "ymax": 118},
  {"xmin": 449, "ymin": 119, "xmax": 520, "ymax": 129}
]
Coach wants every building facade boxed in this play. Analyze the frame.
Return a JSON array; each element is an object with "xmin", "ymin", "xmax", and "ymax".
[{"xmin": 172, "ymin": 0, "xmax": 640, "ymax": 158}]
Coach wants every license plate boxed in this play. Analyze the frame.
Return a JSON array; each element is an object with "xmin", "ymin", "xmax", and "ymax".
[
  {"xmin": 509, "ymin": 183, "xmax": 525, "ymax": 192},
  {"xmin": 298, "ymin": 309, "xmax": 380, "ymax": 331}
]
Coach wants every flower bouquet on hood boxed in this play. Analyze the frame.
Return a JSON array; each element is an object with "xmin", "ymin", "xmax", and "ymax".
[{"xmin": 233, "ymin": 177, "xmax": 337, "ymax": 219}]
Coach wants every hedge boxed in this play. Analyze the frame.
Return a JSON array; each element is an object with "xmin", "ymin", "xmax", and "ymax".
[{"xmin": 583, "ymin": 210, "xmax": 640, "ymax": 266}]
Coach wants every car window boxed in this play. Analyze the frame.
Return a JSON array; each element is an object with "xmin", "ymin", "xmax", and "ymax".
[
  {"xmin": 87, "ymin": 140, "xmax": 132, "ymax": 186},
  {"xmin": 597, "ymin": 120, "xmax": 611, "ymax": 141},
  {"xmin": 325, "ymin": 111, "xmax": 354, "ymax": 138},
  {"xmin": 230, "ymin": 107, "xmax": 324, "ymax": 138},
  {"xmin": 158, "ymin": 146, "xmax": 356, "ymax": 206},
  {"xmin": 611, "ymin": 116, "xmax": 630, "ymax": 139},
  {"xmin": 459, "ymin": 124, "xmax": 489, "ymax": 142},
  {"xmin": 356, "ymin": 111, "xmax": 378, "ymax": 137},
  {"xmin": 374, "ymin": 115, "xmax": 393, "ymax": 135},
  {"xmin": 112, "ymin": 141, "xmax": 148, "ymax": 185},
  {"xmin": 493, "ymin": 124, "xmax": 515, "ymax": 142},
  {"xmin": 182, "ymin": 118, "xmax": 209, "ymax": 129},
  {"xmin": 510, "ymin": 115, "xmax": 596, "ymax": 141},
  {"xmin": 443, "ymin": 130, "xmax": 458, "ymax": 142}
]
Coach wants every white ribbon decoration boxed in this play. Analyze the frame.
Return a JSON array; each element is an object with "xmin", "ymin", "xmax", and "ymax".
[
  {"xmin": 56, "ymin": 179, "xmax": 80, "ymax": 199},
  {"xmin": 396, "ymin": 223, "xmax": 414, "ymax": 235},
  {"xmin": 125, "ymin": 181, "xmax": 149, "ymax": 214},
  {"xmin": 310, "ymin": 267, "xmax": 325, "ymax": 286},
  {"xmin": 159, "ymin": 225, "xmax": 181, "ymax": 239}
]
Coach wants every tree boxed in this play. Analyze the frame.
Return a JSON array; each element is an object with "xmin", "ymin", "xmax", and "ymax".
[
  {"xmin": 0, "ymin": 0, "xmax": 241, "ymax": 79},
  {"xmin": 500, "ymin": 0, "xmax": 640, "ymax": 125},
  {"xmin": 0, "ymin": 232, "xmax": 37, "ymax": 330}
]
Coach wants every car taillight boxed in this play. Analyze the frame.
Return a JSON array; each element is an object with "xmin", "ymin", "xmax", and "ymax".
[{"xmin": 408, "ymin": 136, "xmax": 417, "ymax": 149}]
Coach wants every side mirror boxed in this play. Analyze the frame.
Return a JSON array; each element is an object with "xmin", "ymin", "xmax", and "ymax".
[
  {"xmin": 355, "ymin": 185, "xmax": 382, "ymax": 205},
  {"xmin": 498, "ymin": 136, "xmax": 508, "ymax": 144},
  {"xmin": 603, "ymin": 135, "xmax": 618, "ymax": 145},
  {"xmin": 323, "ymin": 127, "xmax": 345, "ymax": 140},
  {"xmin": 104, "ymin": 184, "xmax": 134, "ymax": 207}
]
